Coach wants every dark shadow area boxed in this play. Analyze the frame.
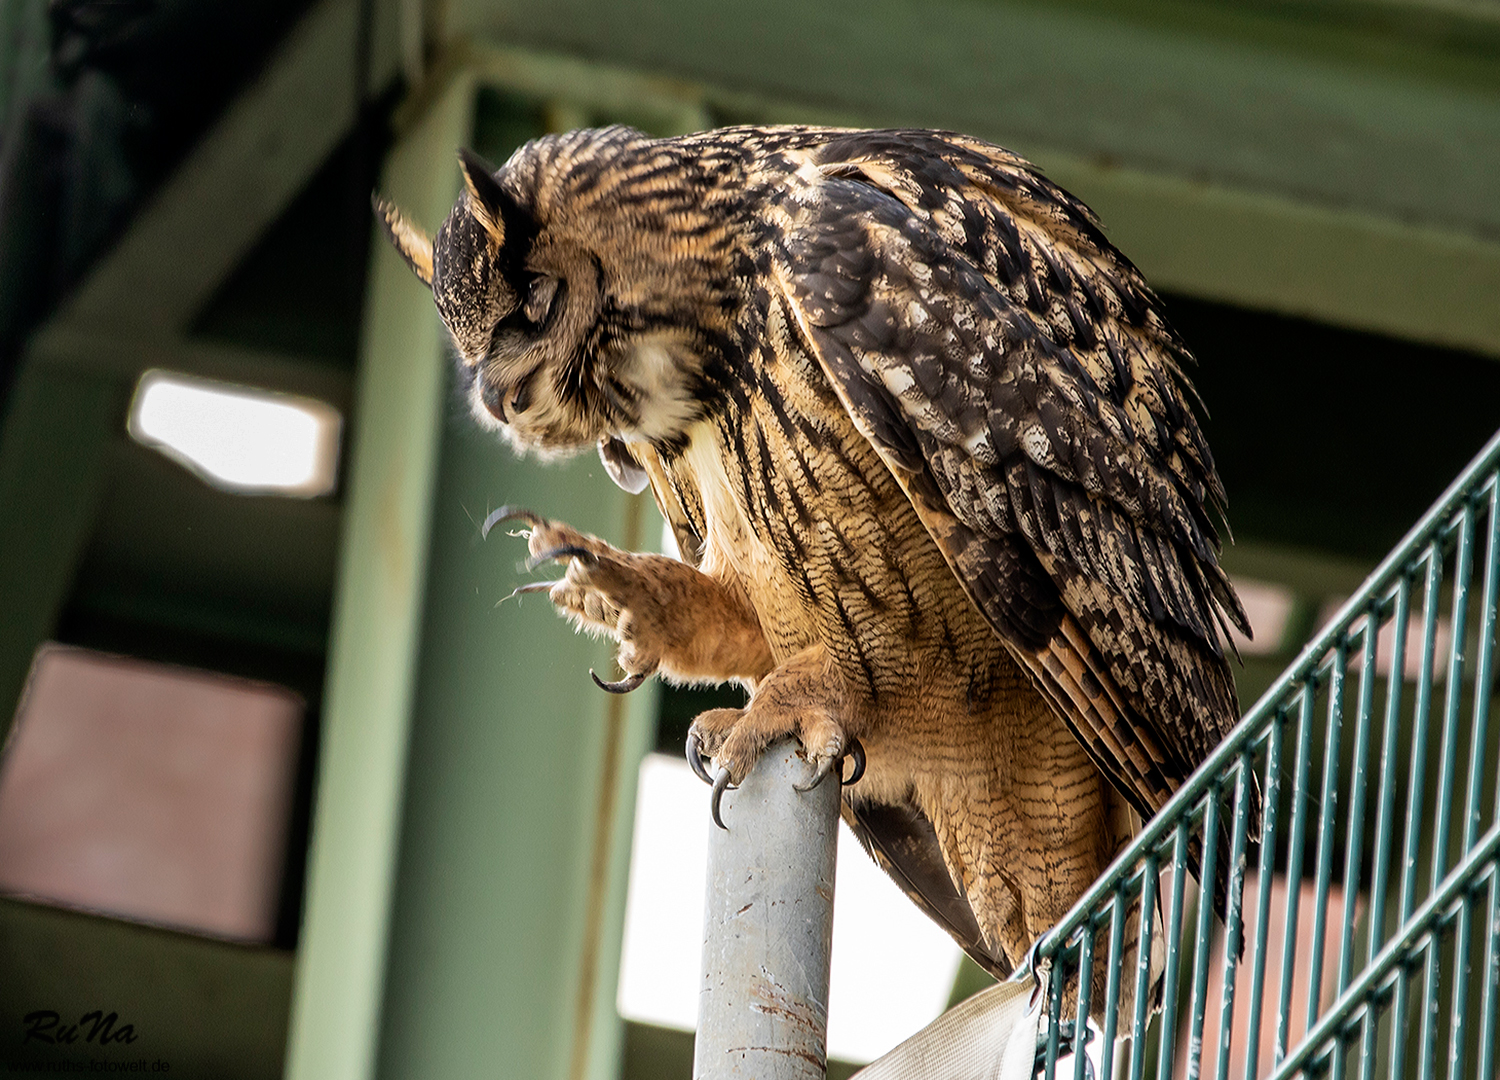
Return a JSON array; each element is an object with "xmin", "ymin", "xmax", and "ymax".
[
  {"xmin": 1166, "ymin": 294, "xmax": 1500, "ymax": 561},
  {"xmin": 192, "ymin": 83, "xmax": 400, "ymax": 365},
  {"xmin": 0, "ymin": 0, "xmax": 323, "ymax": 410}
]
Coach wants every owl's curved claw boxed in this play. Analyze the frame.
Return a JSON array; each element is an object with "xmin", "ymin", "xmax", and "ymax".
[
  {"xmin": 793, "ymin": 766, "xmax": 828, "ymax": 792},
  {"xmin": 526, "ymin": 545, "xmax": 597, "ymax": 571},
  {"xmin": 503, "ymin": 579, "xmax": 560, "ymax": 602},
  {"xmin": 685, "ymin": 731, "xmax": 715, "ymax": 786},
  {"xmin": 481, "ymin": 504, "xmax": 544, "ymax": 538},
  {"xmin": 794, "ymin": 737, "xmax": 866, "ymax": 792},
  {"xmin": 841, "ymin": 738, "xmax": 866, "ymax": 786},
  {"xmin": 590, "ymin": 668, "xmax": 649, "ymax": 694},
  {"xmin": 710, "ymin": 767, "xmax": 735, "ymax": 830}
]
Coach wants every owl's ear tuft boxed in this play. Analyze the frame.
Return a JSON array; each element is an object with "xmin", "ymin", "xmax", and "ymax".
[
  {"xmin": 373, "ymin": 195, "xmax": 434, "ymax": 287},
  {"xmin": 458, "ymin": 147, "xmax": 513, "ymax": 247}
]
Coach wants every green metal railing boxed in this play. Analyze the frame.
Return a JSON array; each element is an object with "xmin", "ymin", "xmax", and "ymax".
[{"xmin": 1034, "ymin": 427, "xmax": 1500, "ymax": 1080}]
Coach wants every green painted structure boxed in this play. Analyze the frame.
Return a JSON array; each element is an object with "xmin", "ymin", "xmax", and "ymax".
[{"xmin": 1, "ymin": 2, "xmax": 1498, "ymax": 1078}]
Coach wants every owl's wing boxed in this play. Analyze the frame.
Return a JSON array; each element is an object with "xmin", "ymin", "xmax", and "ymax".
[
  {"xmin": 772, "ymin": 131, "xmax": 1250, "ymax": 831},
  {"xmin": 839, "ymin": 799, "xmax": 1012, "ymax": 980}
]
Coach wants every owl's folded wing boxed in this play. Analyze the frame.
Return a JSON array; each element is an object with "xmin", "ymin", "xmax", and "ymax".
[{"xmin": 772, "ymin": 131, "xmax": 1249, "ymax": 833}]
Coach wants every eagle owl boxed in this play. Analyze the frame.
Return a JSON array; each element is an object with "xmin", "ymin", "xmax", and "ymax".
[{"xmin": 377, "ymin": 126, "xmax": 1248, "ymax": 984}]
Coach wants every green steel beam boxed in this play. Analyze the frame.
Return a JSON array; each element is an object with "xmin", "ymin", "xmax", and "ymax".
[
  {"xmin": 286, "ymin": 61, "xmax": 656, "ymax": 1080},
  {"xmin": 41, "ymin": 0, "xmax": 402, "ymax": 339},
  {"xmin": 0, "ymin": 0, "xmax": 401, "ymax": 735},
  {"xmin": 282, "ymin": 68, "xmax": 476, "ymax": 1080},
  {"xmin": 438, "ymin": 1, "xmax": 1500, "ymax": 356},
  {"xmin": 455, "ymin": 0, "xmax": 1500, "ymax": 235},
  {"xmin": 345, "ymin": 78, "xmax": 658, "ymax": 1080},
  {"xmin": 372, "ymin": 412, "xmax": 656, "ymax": 1080},
  {"xmin": 1035, "ymin": 154, "xmax": 1500, "ymax": 360},
  {"xmin": 0, "ymin": 366, "xmax": 119, "ymax": 744}
]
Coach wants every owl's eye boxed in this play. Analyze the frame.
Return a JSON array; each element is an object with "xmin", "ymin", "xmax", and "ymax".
[
  {"xmin": 524, "ymin": 275, "xmax": 560, "ymax": 327},
  {"xmin": 509, "ymin": 377, "xmax": 532, "ymax": 415}
]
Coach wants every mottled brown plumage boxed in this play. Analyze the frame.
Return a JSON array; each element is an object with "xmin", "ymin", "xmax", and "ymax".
[{"xmin": 378, "ymin": 126, "xmax": 1249, "ymax": 989}]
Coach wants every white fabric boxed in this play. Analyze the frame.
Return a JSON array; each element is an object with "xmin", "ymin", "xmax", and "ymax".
[{"xmin": 848, "ymin": 971, "xmax": 1044, "ymax": 1080}]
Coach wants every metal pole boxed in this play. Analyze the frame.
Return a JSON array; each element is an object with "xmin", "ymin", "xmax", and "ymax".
[{"xmin": 693, "ymin": 737, "xmax": 841, "ymax": 1079}]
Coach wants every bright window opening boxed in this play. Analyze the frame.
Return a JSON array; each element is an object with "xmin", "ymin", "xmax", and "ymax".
[
  {"xmin": 0, "ymin": 645, "xmax": 303, "ymax": 941},
  {"xmin": 128, "ymin": 369, "xmax": 341, "ymax": 497}
]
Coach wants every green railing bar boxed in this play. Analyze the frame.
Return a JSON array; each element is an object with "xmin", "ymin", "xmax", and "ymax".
[
  {"xmin": 1307, "ymin": 644, "xmax": 1349, "ymax": 1034},
  {"xmin": 1070, "ymin": 911, "xmax": 1096, "ymax": 1080},
  {"xmin": 1390, "ymin": 541, "xmax": 1446, "ymax": 1080},
  {"xmin": 1099, "ymin": 888, "xmax": 1128, "ymax": 1080},
  {"xmin": 1410, "ymin": 543, "xmax": 1446, "ymax": 1080},
  {"xmin": 1241, "ymin": 709, "xmax": 1286, "ymax": 1080},
  {"xmin": 1417, "ymin": 931, "xmax": 1440, "ymax": 1080},
  {"xmin": 1275, "ymin": 687, "xmax": 1317, "ymax": 1067},
  {"xmin": 1450, "ymin": 482, "xmax": 1498, "ymax": 1079},
  {"xmin": 1212, "ymin": 758, "xmax": 1252, "ymax": 1080},
  {"xmin": 1472, "ymin": 478, "xmax": 1500, "ymax": 1080},
  {"xmin": 1153, "ymin": 821, "xmax": 1191, "ymax": 1080},
  {"xmin": 1432, "ymin": 505, "xmax": 1475, "ymax": 888},
  {"xmin": 1185, "ymin": 786, "xmax": 1222, "ymax": 1078},
  {"xmin": 1429, "ymin": 506, "xmax": 1475, "ymax": 1080},
  {"xmin": 1339, "ymin": 616, "xmax": 1380, "ymax": 995},
  {"xmin": 1478, "ymin": 869, "xmax": 1500, "ymax": 1080},
  {"xmin": 1044, "ymin": 943, "xmax": 1065, "ymax": 1078},
  {"xmin": 1263, "ymin": 818, "xmax": 1500, "ymax": 1080},
  {"xmin": 1037, "ymin": 429, "xmax": 1500, "ymax": 973},
  {"xmin": 1331, "ymin": 616, "xmax": 1379, "ymax": 1080},
  {"xmin": 1360, "ymin": 574, "xmax": 1411, "ymax": 1080},
  {"xmin": 1462, "ymin": 476, "xmax": 1499, "ymax": 858},
  {"xmin": 1446, "ymin": 891, "xmax": 1477, "ymax": 1080},
  {"xmin": 1128, "ymin": 857, "xmax": 1160, "ymax": 1080}
]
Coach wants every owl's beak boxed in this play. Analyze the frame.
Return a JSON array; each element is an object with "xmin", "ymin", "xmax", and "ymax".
[{"xmin": 372, "ymin": 194, "xmax": 434, "ymax": 287}]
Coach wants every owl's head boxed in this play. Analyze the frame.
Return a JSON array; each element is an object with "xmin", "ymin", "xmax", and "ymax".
[{"xmin": 376, "ymin": 131, "xmax": 742, "ymax": 477}]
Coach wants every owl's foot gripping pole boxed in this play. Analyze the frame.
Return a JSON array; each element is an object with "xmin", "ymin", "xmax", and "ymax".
[
  {"xmin": 693, "ymin": 737, "xmax": 840, "ymax": 1080},
  {"xmin": 686, "ymin": 732, "xmax": 864, "ymax": 829}
]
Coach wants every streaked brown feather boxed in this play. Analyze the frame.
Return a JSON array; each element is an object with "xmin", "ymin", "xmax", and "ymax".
[
  {"xmin": 388, "ymin": 124, "xmax": 1251, "ymax": 989},
  {"xmin": 771, "ymin": 128, "xmax": 1252, "ymax": 915},
  {"xmin": 840, "ymin": 798, "xmax": 1011, "ymax": 979}
]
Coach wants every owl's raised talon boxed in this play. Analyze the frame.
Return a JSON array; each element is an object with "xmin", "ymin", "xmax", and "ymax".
[
  {"xmin": 481, "ymin": 504, "xmax": 544, "ymax": 538},
  {"xmin": 686, "ymin": 731, "xmax": 715, "ymax": 786},
  {"xmin": 504, "ymin": 579, "xmax": 561, "ymax": 602},
  {"xmin": 527, "ymin": 545, "xmax": 598, "ymax": 571},
  {"xmin": 711, "ymin": 767, "xmax": 735, "ymax": 830},
  {"xmin": 591, "ymin": 668, "xmax": 650, "ymax": 694}
]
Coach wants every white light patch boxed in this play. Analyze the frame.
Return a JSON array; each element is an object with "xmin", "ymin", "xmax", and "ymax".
[
  {"xmin": 128, "ymin": 370, "xmax": 341, "ymax": 497},
  {"xmin": 660, "ymin": 519, "xmax": 682, "ymax": 561},
  {"xmin": 1226, "ymin": 577, "xmax": 1295, "ymax": 657},
  {"xmin": 825, "ymin": 808, "xmax": 965, "ymax": 1060},
  {"xmin": 617, "ymin": 755, "xmax": 712, "ymax": 1031},
  {"xmin": 617, "ymin": 754, "xmax": 963, "ymax": 1064}
]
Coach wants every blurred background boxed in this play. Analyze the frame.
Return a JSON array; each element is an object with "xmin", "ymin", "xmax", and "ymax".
[{"xmin": 0, "ymin": 1, "xmax": 1497, "ymax": 1078}]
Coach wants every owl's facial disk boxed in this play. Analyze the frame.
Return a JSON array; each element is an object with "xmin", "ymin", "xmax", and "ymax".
[
  {"xmin": 379, "ymin": 134, "xmax": 723, "ymax": 458},
  {"xmin": 422, "ymin": 149, "xmax": 598, "ymax": 454}
]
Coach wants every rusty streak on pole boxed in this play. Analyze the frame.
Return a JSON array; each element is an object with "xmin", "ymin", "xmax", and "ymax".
[{"xmin": 693, "ymin": 737, "xmax": 841, "ymax": 1079}]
